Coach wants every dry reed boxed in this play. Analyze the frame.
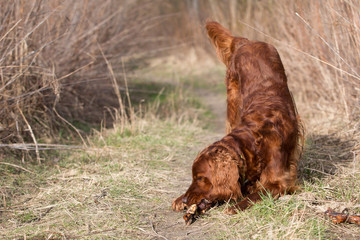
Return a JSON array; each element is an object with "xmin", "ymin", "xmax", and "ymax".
[{"xmin": 0, "ymin": 0, "xmax": 192, "ymax": 159}]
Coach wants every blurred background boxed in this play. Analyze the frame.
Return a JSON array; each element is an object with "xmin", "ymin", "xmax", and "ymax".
[{"xmin": 1, "ymin": 0, "xmax": 359, "ymax": 156}]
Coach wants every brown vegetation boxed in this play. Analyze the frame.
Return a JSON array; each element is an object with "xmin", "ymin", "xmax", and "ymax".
[{"xmin": 0, "ymin": 0, "xmax": 200, "ymax": 157}]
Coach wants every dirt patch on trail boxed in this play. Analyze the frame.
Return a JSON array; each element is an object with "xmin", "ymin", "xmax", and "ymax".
[
  {"xmin": 197, "ymin": 88, "xmax": 227, "ymax": 135},
  {"xmin": 124, "ymin": 86, "xmax": 228, "ymax": 239},
  {"xmin": 143, "ymin": 90, "xmax": 227, "ymax": 239},
  {"xmin": 1, "ymin": 85, "xmax": 227, "ymax": 239},
  {"xmin": 139, "ymin": 134, "xmax": 224, "ymax": 240}
]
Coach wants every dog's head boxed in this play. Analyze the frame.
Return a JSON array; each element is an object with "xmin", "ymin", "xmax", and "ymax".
[{"xmin": 180, "ymin": 145, "xmax": 244, "ymax": 209}]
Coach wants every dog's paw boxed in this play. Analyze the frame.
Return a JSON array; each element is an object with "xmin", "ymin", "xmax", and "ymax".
[
  {"xmin": 224, "ymin": 206, "xmax": 238, "ymax": 215},
  {"xmin": 172, "ymin": 197, "xmax": 186, "ymax": 212}
]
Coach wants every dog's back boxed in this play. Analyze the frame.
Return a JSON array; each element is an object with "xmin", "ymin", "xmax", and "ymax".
[{"xmin": 206, "ymin": 21, "xmax": 303, "ymax": 193}]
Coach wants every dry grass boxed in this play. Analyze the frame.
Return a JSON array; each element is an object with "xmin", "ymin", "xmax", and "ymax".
[
  {"xmin": 0, "ymin": 107, "xmax": 215, "ymax": 239},
  {"xmin": 0, "ymin": 0, "xmax": 195, "ymax": 157}
]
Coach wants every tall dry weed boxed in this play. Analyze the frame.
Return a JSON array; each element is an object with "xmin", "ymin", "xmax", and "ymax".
[{"xmin": 0, "ymin": 0, "xmax": 192, "ymax": 159}]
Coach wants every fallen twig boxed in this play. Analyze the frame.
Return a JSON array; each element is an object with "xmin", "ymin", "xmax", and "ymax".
[
  {"xmin": 17, "ymin": 104, "xmax": 41, "ymax": 163},
  {"xmin": 0, "ymin": 162, "xmax": 34, "ymax": 174},
  {"xmin": 325, "ymin": 208, "xmax": 360, "ymax": 225}
]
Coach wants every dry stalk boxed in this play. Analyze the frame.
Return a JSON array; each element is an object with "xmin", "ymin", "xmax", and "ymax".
[
  {"xmin": 0, "ymin": 161, "xmax": 34, "ymax": 174},
  {"xmin": 98, "ymin": 43, "xmax": 127, "ymax": 133},
  {"xmin": 52, "ymin": 107, "xmax": 88, "ymax": 148},
  {"xmin": 17, "ymin": 103, "xmax": 40, "ymax": 164},
  {"xmin": 121, "ymin": 57, "xmax": 136, "ymax": 132},
  {"xmin": 295, "ymin": 12, "xmax": 359, "ymax": 78}
]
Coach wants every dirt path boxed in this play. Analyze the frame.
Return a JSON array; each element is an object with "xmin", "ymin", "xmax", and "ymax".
[
  {"xmin": 196, "ymin": 88, "xmax": 227, "ymax": 135},
  {"xmin": 145, "ymin": 89, "xmax": 227, "ymax": 239}
]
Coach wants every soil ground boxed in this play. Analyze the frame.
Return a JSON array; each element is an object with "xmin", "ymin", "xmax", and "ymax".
[{"xmin": 146, "ymin": 88, "xmax": 227, "ymax": 239}]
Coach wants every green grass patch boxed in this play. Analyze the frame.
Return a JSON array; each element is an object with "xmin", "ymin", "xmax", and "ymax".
[{"xmin": 209, "ymin": 195, "xmax": 328, "ymax": 240}]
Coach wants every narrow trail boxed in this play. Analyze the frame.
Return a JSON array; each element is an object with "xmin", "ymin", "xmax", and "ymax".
[
  {"xmin": 147, "ymin": 87, "xmax": 227, "ymax": 239},
  {"xmin": 196, "ymin": 88, "xmax": 227, "ymax": 135}
]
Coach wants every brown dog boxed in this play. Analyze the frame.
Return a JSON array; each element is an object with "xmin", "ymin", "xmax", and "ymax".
[{"xmin": 172, "ymin": 21, "xmax": 303, "ymax": 215}]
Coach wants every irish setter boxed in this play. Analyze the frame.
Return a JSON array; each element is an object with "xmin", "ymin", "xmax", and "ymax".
[{"xmin": 172, "ymin": 21, "xmax": 303, "ymax": 216}]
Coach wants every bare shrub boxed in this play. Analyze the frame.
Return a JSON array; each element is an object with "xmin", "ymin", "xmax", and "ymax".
[{"xmin": 0, "ymin": 0, "xmax": 192, "ymax": 157}]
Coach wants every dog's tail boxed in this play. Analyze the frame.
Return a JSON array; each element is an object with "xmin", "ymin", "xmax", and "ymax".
[{"xmin": 205, "ymin": 21, "xmax": 234, "ymax": 65}]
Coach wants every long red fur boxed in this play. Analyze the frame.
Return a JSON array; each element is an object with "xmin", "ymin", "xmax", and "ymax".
[{"xmin": 172, "ymin": 21, "xmax": 304, "ymax": 215}]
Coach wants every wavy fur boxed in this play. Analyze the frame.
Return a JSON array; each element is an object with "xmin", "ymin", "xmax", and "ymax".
[{"xmin": 172, "ymin": 21, "xmax": 304, "ymax": 216}]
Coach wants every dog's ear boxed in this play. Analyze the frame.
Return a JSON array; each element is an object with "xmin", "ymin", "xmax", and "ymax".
[
  {"xmin": 208, "ymin": 148, "xmax": 243, "ymax": 201},
  {"xmin": 205, "ymin": 21, "xmax": 234, "ymax": 66}
]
